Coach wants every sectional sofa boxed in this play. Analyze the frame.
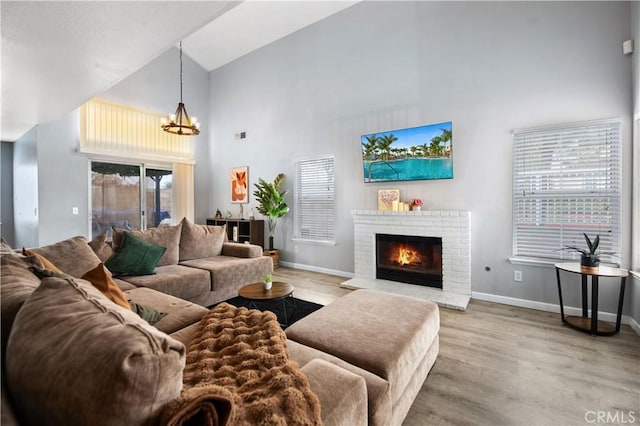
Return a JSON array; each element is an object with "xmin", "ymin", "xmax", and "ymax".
[{"xmin": 0, "ymin": 219, "xmax": 440, "ymax": 425}]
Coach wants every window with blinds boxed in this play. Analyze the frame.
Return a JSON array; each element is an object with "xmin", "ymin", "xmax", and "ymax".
[
  {"xmin": 294, "ymin": 156, "xmax": 336, "ymax": 244},
  {"xmin": 512, "ymin": 119, "xmax": 622, "ymax": 264}
]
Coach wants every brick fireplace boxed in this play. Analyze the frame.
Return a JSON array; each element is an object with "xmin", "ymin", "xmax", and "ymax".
[{"xmin": 341, "ymin": 210, "xmax": 471, "ymax": 310}]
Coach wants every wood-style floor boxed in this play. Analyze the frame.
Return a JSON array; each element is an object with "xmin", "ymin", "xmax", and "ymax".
[{"xmin": 273, "ymin": 267, "xmax": 640, "ymax": 426}]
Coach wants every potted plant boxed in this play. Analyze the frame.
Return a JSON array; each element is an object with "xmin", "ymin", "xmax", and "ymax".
[
  {"xmin": 253, "ymin": 173, "xmax": 289, "ymax": 250},
  {"xmin": 263, "ymin": 273, "xmax": 273, "ymax": 290},
  {"xmin": 562, "ymin": 233, "xmax": 602, "ymax": 268}
]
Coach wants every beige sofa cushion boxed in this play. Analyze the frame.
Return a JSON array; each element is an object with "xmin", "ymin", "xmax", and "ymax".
[
  {"xmin": 0, "ymin": 254, "xmax": 41, "ymax": 356},
  {"xmin": 5, "ymin": 275, "xmax": 185, "ymax": 426},
  {"xmin": 301, "ymin": 359, "xmax": 367, "ymax": 426},
  {"xmin": 112, "ymin": 223, "xmax": 182, "ymax": 266},
  {"xmin": 29, "ymin": 236, "xmax": 101, "ymax": 277},
  {"xmin": 88, "ymin": 230, "xmax": 115, "ymax": 262},
  {"xmin": 120, "ymin": 264, "xmax": 211, "ymax": 301},
  {"xmin": 286, "ymin": 289, "xmax": 439, "ymax": 407},
  {"xmin": 124, "ymin": 287, "xmax": 208, "ymax": 335},
  {"xmin": 178, "ymin": 217, "xmax": 226, "ymax": 261}
]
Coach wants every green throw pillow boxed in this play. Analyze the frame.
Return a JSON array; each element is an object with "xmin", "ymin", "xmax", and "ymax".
[
  {"xmin": 105, "ymin": 231, "xmax": 166, "ymax": 276},
  {"xmin": 129, "ymin": 301, "xmax": 168, "ymax": 326}
]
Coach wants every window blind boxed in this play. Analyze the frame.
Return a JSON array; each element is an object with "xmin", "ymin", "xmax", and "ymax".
[
  {"xmin": 294, "ymin": 156, "xmax": 335, "ymax": 243},
  {"xmin": 80, "ymin": 98, "xmax": 194, "ymax": 163},
  {"xmin": 512, "ymin": 119, "xmax": 622, "ymax": 263}
]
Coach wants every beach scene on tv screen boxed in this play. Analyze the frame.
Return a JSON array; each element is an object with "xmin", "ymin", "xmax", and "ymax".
[{"xmin": 361, "ymin": 121, "xmax": 453, "ymax": 182}]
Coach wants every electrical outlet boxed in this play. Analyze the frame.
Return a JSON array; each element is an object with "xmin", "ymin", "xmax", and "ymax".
[
  {"xmin": 72, "ymin": 207, "xmax": 79, "ymax": 215},
  {"xmin": 294, "ymin": 246, "xmax": 299, "ymax": 253},
  {"xmin": 514, "ymin": 270, "xmax": 523, "ymax": 282}
]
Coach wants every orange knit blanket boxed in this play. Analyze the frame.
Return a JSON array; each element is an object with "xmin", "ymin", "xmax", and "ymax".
[{"xmin": 161, "ymin": 303, "xmax": 322, "ymax": 426}]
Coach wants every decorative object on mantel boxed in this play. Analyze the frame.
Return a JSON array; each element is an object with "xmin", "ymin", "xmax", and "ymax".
[
  {"xmin": 378, "ymin": 189, "xmax": 400, "ymax": 211},
  {"xmin": 253, "ymin": 173, "xmax": 289, "ymax": 250},
  {"xmin": 214, "ymin": 209, "xmax": 223, "ymax": 219},
  {"xmin": 361, "ymin": 121, "xmax": 452, "ymax": 182},
  {"xmin": 160, "ymin": 42, "xmax": 200, "ymax": 136},
  {"xmin": 411, "ymin": 199, "xmax": 423, "ymax": 212}
]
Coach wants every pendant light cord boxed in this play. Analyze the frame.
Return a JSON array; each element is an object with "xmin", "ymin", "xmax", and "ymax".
[{"xmin": 179, "ymin": 41, "xmax": 183, "ymax": 104}]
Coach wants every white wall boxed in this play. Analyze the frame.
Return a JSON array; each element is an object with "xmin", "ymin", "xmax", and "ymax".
[
  {"xmin": 13, "ymin": 127, "xmax": 39, "ymax": 248},
  {"xmin": 36, "ymin": 112, "xmax": 89, "ymax": 244},
  {"xmin": 208, "ymin": 1, "xmax": 633, "ymax": 313}
]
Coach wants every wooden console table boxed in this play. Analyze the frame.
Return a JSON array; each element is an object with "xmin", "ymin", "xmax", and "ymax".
[{"xmin": 554, "ymin": 263, "xmax": 628, "ymax": 336}]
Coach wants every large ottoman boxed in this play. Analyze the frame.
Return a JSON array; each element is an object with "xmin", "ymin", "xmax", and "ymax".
[{"xmin": 286, "ymin": 289, "xmax": 440, "ymax": 426}]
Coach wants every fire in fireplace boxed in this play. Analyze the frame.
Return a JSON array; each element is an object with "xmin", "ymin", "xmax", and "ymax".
[{"xmin": 375, "ymin": 234, "xmax": 443, "ymax": 288}]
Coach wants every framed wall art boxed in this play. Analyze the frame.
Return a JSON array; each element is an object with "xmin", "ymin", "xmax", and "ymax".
[
  {"xmin": 378, "ymin": 189, "xmax": 400, "ymax": 211},
  {"xmin": 230, "ymin": 166, "xmax": 249, "ymax": 203},
  {"xmin": 362, "ymin": 121, "xmax": 453, "ymax": 182}
]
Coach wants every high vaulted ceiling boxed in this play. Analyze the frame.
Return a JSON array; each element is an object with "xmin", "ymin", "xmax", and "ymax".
[{"xmin": 1, "ymin": 1, "xmax": 357, "ymax": 142}]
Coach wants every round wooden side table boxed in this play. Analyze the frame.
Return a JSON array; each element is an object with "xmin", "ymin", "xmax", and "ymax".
[
  {"xmin": 554, "ymin": 263, "xmax": 628, "ymax": 336},
  {"xmin": 238, "ymin": 281, "xmax": 295, "ymax": 326}
]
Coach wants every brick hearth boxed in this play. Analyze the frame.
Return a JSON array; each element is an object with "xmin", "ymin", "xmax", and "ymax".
[{"xmin": 341, "ymin": 210, "xmax": 471, "ymax": 310}]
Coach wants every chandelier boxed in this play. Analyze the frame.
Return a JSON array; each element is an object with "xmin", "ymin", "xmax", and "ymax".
[{"xmin": 161, "ymin": 41, "xmax": 200, "ymax": 136}]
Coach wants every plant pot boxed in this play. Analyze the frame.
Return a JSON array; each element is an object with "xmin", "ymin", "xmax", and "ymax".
[
  {"xmin": 268, "ymin": 236, "xmax": 274, "ymax": 250},
  {"xmin": 580, "ymin": 255, "xmax": 599, "ymax": 268},
  {"xmin": 412, "ymin": 206, "xmax": 421, "ymax": 212},
  {"xmin": 263, "ymin": 281, "xmax": 272, "ymax": 290}
]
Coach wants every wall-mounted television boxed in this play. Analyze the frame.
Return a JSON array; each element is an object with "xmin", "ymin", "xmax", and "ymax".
[{"xmin": 361, "ymin": 121, "xmax": 453, "ymax": 183}]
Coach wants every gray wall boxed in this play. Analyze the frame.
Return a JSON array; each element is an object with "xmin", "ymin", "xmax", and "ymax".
[
  {"xmin": 10, "ymin": 46, "xmax": 212, "ymax": 247},
  {"xmin": 1, "ymin": 142, "xmax": 15, "ymax": 245},
  {"xmin": 208, "ymin": 1, "xmax": 633, "ymax": 313},
  {"xmin": 13, "ymin": 127, "xmax": 38, "ymax": 248},
  {"xmin": 36, "ymin": 112, "xmax": 89, "ymax": 244}
]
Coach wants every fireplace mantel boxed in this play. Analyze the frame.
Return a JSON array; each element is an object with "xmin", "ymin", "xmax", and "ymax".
[{"xmin": 342, "ymin": 210, "xmax": 471, "ymax": 310}]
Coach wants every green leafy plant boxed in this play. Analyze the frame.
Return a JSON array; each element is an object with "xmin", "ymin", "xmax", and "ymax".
[
  {"xmin": 263, "ymin": 273, "xmax": 272, "ymax": 284},
  {"xmin": 253, "ymin": 173, "xmax": 289, "ymax": 249},
  {"xmin": 561, "ymin": 233, "xmax": 610, "ymax": 267}
]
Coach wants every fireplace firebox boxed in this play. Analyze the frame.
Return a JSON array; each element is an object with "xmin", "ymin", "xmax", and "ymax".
[{"xmin": 375, "ymin": 234, "xmax": 443, "ymax": 288}]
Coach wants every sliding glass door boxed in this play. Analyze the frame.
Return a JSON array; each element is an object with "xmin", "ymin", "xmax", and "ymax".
[{"xmin": 91, "ymin": 161, "xmax": 173, "ymax": 238}]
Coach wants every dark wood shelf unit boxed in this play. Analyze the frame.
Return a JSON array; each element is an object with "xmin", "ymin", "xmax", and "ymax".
[{"xmin": 206, "ymin": 218, "xmax": 265, "ymax": 249}]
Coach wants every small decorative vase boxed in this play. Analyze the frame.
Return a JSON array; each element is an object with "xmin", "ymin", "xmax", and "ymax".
[
  {"xmin": 413, "ymin": 206, "xmax": 421, "ymax": 212},
  {"xmin": 580, "ymin": 255, "xmax": 599, "ymax": 268},
  {"xmin": 263, "ymin": 280, "xmax": 272, "ymax": 290}
]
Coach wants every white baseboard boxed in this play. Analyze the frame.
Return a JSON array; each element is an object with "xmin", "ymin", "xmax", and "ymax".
[
  {"xmin": 279, "ymin": 261, "xmax": 354, "ymax": 278},
  {"xmin": 472, "ymin": 291, "xmax": 638, "ymax": 335},
  {"xmin": 630, "ymin": 317, "xmax": 640, "ymax": 335}
]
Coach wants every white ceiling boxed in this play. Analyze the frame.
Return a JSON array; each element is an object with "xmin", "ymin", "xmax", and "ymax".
[{"xmin": 1, "ymin": 1, "xmax": 357, "ymax": 142}]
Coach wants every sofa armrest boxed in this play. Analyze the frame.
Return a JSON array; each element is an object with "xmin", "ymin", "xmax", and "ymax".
[
  {"xmin": 221, "ymin": 242, "xmax": 263, "ymax": 258},
  {"xmin": 301, "ymin": 359, "xmax": 367, "ymax": 426}
]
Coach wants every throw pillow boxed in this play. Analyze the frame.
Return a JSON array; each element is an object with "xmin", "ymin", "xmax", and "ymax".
[
  {"xmin": 105, "ymin": 232, "xmax": 166, "ymax": 276},
  {"xmin": 29, "ymin": 236, "xmax": 101, "ymax": 278},
  {"xmin": 88, "ymin": 230, "xmax": 115, "ymax": 263},
  {"xmin": 81, "ymin": 263, "xmax": 131, "ymax": 310},
  {"xmin": 130, "ymin": 301, "xmax": 168, "ymax": 326},
  {"xmin": 178, "ymin": 217, "xmax": 226, "ymax": 261},
  {"xmin": 112, "ymin": 223, "xmax": 182, "ymax": 266},
  {"xmin": 1, "ymin": 237, "xmax": 15, "ymax": 255},
  {"xmin": 22, "ymin": 248, "xmax": 62, "ymax": 272},
  {"xmin": 5, "ymin": 274, "xmax": 185, "ymax": 426}
]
